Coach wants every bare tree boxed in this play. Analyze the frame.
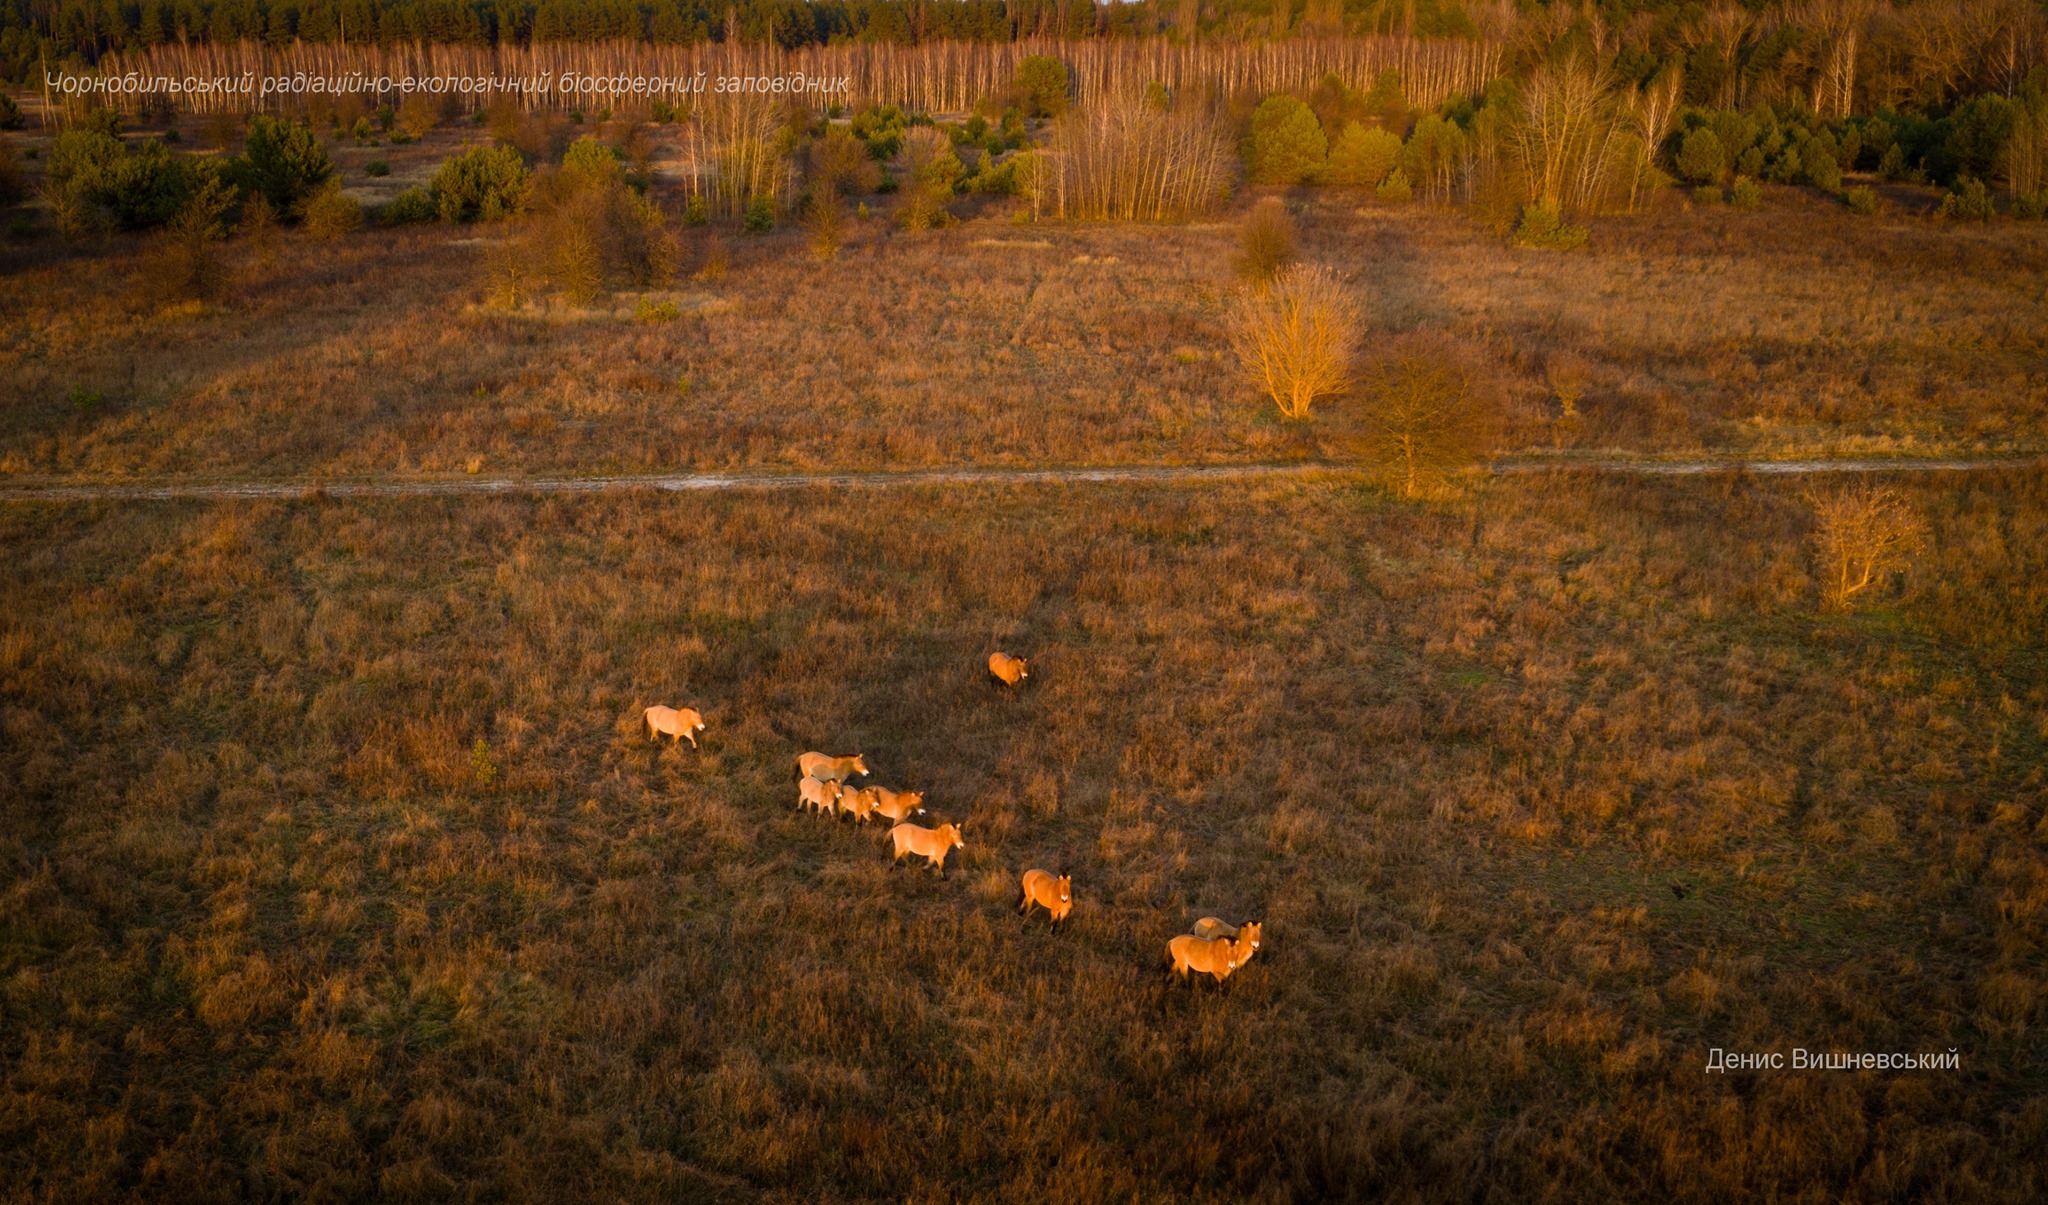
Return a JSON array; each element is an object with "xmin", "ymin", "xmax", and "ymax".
[
  {"xmin": 1544, "ymin": 351, "xmax": 1590, "ymax": 418},
  {"xmin": 1808, "ymin": 481, "xmax": 1925, "ymax": 611},
  {"xmin": 1224, "ymin": 264, "xmax": 1363, "ymax": 422},
  {"xmin": 1351, "ymin": 354, "xmax": 1495, "ymax": 496}
]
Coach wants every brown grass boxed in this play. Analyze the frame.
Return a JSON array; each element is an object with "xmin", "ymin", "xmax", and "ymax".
[{"xmin": 1, "ymin": 469, "xmax": 2044, "ymax": 1199}]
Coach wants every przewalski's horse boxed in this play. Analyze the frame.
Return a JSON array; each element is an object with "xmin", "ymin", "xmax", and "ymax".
[
  {"xmin": 888, "ymin": 821, "xmax": 964, "ymax": 877},
  {"xmin": 1191, "ymin": 919, "xmax": 1262, "ymax": 970},
  {"xmin": 1019, "ymin": 870, "xmax": 1072, "ymax": 930},
  {"xmin": 643, "ymin": 705, "xmax": 706, "ymax": 747},
  {"xmin": 798, "ymin": 752, "xmax": 869, "ymax": 783},
  {"xmin": 836, "ymin": 785, "xmax": 880, "ymax": 824},
  {"xmin": 1165, "ymin": 928, "xmax": 1256, "ymax": 988},
  {"xmin": 869, "ymin": 787, "xmax": 926, "ymax": 823},
  {"xmin": 987, "ymin": 652, "xmax": 1030, "ymax": 688},
  {"xmin": 798, "ymin": 775, "xmax": 843, "ymax": 815}
]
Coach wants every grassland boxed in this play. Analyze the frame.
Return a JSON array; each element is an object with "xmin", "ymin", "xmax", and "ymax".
[
  {"xmin": 2, "ymin": 115, "xmax": 2046, "ymax": 485},
  {"xmin": 3, "ymin": 468, "xmax": 2045, "ymax": 1201}
]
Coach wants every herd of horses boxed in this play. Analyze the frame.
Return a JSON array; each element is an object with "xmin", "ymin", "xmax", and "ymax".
[{"xmin": 644, "ymin": 652, "xmax": 1266, "ymax": 988}]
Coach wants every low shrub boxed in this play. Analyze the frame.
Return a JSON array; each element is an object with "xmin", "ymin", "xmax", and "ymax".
[
  {"xmin": 636, "ymin": 298, "xmax": 681, "ymax": 322},
  {"xmin": 1936, "ymin": 176, "xmax": 1995, "ymax": 221},
  {"xmin": 237, "ymin": 116, "xmax": 334, "ymax": 215},
  {"xmin": 431, "ymin": 145, "xmax": 530, "ymax": 222},
  {"xmin": 1234, "ymin": 196, "xmax": 1297, "ymax": 282},
  {"xmin": 1730, "ymin": 176, "xmax": 1762, "ymax": 209},
  {"xmin": 381, "ymin": 187, "xmax": 436, "ymax": 225},
  {"xmin": 1224, "ymin": 262, "xmax": 1362, "ymax": 421},
  {"xmin": 1512, "ymin": 204, "xmax": 1587, "ymax": 250},
  {"xmin": 1374, "ymin": 167, "xmax": 1413, "ymax": 202},
  {"xmin": 302, "ymin": 183, "xmax": 363, "ymax": 240},
  {"xmin": 742, "ymin": 194, "xmax": 775, "ymax": 233},
  {"xmin": 363, "ymin": 159, "xmax": 390, "ymax": 177},
  {"xmin": 1844, "ymin": 185, "xmax": 1877, "ymax": 214},
  {"xmin": 1693, "ymin": 184, "xmax": 1723, "ymax": 205}
]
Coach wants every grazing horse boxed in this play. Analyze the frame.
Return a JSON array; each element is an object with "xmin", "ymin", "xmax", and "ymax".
[
  {"xmin": 987, "ymin": 652, "xmax": 1030, "ymax": 688},
  {"xmin": 869, "ymin": 787, "xmax": 926, "ymax": 823},
  {"xmin": 798, "ymin": 752, "xmax": 869, "ymax": 783},
  {"xmin": 1166, "ymin": 929, "xmax": 1254, "ymax": 988},
  {"xmin": 1019, "ymin": 870, "xmax": 1072, "ymax": 929},
  {"xmin": 643, "ymin": 705, "xmax": 705, "ymax": 747},
  {"xmin": 799, "ymin": 775, "xmax": 843, "ymax": 815},
  {"xmin": 888, "ymin": 821, "xmax": 964, "ymax": 877}
]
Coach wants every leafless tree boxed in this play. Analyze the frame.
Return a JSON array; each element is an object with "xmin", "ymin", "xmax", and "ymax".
[
  {"xmin": 1225, "ymin": 264, "xmax": 1363, "ymax": 422},
  {"xmin": 1808, "ymin": 481, "xmax": 1925, "ymax": 611}
]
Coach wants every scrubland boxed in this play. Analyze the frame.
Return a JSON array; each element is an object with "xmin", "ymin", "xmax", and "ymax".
[
  {"xmin": 2, "ymin": 117, "xmax": 2045, "ymax": 483},
  {"xmin": 3, "ymin": 468, "xmax": 2045, "ymax": 1200}
]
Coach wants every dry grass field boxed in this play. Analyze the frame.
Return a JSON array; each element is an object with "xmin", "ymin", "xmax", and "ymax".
[
  {"xmin": 2, "ymin": 114, "xmax": 2045, "ymax": 484},
  {"xmin": 3, "ymin": 468, "xmax": 2045, "ymax": 1201}
]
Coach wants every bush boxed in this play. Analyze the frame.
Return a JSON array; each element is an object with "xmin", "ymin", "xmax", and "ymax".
[
  {"xmin": 1014, "ymin": 56, "xmax": 1071, "ymax": 120},
  {"xmin": 805, "ymin": 184, "xmax": 842, "ymax": 260},
  {"xmin": 2016, "ymin": 192, "xmax": 2048, "ymax": 220},
  {"xmin": 1804, "ymin": 146, "xmax": 1842, "ymax": 193},
  {"xmin": 1808, "ymin": 482, "xmax": 1924, "ymax": 611},
  {"xmin": 431, "ymin": 145, "xmax": 530, "ymax": 222},
  {"xmin": 0, "ymin": 93, "xmax": 23, "ymax": 131},
  {"xmin": 1675, "ymin": 127, "xmax": 1725, "ymax": 184},
  {"xmin": 1693, "ymin": 184, "xmax": 1723, "ymax": 205},
  {"xmin": 742, "ymin": 194, "xmax": 775, "ymax": 233},
  {"xmin": 382, "ymin": 187, "xmax": 436, "ymax": 225},
  {"xmin": 1730, "ymin": 176, "xmax": 1763, "ymax": 209},
  {"xmin": 396, "ymin": 94, "xmax": 438, "ymax": 139},
  {"xmin": 809, "ymin": 128, "xmax": 882, "ymax": 195},
  {"xmin": 636, "ymin": 298, "xmax": 680, "ymax": 322},
  {"xmin": 1324, "ymin": 123, "xmax": 1401, "ymax": 187},
  {"xmin": 850, "ymin": 105, "xmax": 908, "ymax": 160},
  {"xmin": 1243, "ymin": 96, "xmax": 1327, "ymax": 186},
  {"xmin": 238, "ymin": 116, "xmax": 334, "ymax": 215},
  {"xmin": 1224, "ymin": 262, "xmax": 1362, "ymax": 421},
  {"xmin": 1374, "ymin": 167, "xmax": 1413, "ymax": 202},
  {"xmin": 1234, "ymin": 197, "xmax": 1297, "ymax": 282},
  {"xmin": 1349, "ymin": 353, "xmax": 1494, "ymax": 497},
  {"xmin": 561, "ymin": 136, "xmax": 622, "ymax": 190},
  {"xmin": 1844, "ymin": 185, "xmax": 1877, "ymax": 214},
  {"xmin": 1511, "ymin": 204, "xmax": 1587, "ymax": 250},
  {"xmin": 1937, "ymin": 176, "xmax": 1995, "ymax": 221},
  {"xmin": 683, "ymin": 194, "xmax": 708, "ymax": 226},
  {"xmin": 364, "ymin": 159, "xmax": 390, "ymax": 177},
  {"xmin": 302, "ymin": 183, "xmax": 363, "ymax": 240},
  {"xmin": 138, "ymin": 174, "xmax": 236, "ymax": 306},
  {"xmin": 47, "ymin": 132, "xmax": 225, "ymax": 232}
]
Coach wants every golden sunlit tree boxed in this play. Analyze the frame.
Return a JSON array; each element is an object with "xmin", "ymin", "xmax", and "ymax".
[
  {"xmin": 1350, "ymin": 353, "xmax": 1496, "ymax": 496},
  {"xmin": 1224, "ymin": 263, "xmax": 1362, "ymax": 421},
  {"xmin": 1808, "ymin": 481, "xmax": 1925, "ymax": 610}
]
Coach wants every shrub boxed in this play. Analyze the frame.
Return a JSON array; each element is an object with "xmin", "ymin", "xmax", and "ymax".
[
  {"xmin": 1730, "ymin": 176, "xmax": 1763, "ymax": 209},
  {"xmin": 139, "ymin": 174, "xmax": 236, "ymax": 306},
  {"xmin": 636, "ymin": 298, "xmax": 680, "ymax": 322},
  {"xmin": 1374, "ymin": 167, "xmax": 1413, "ymax": 202},
  {"xmin": 364, "ymin": 159, "xmax": 390, "ymax": 177},
  {"xmin": 1324, "ymin": 123, "xmax": 1401, "ymax": 187},
  {"xmin": 1511, "ymin": 204, "xmax": 1587, "ymax": 250},
  {"xmin": 238, "ymin": 116, "xmax": 334, "ymax": 215},
  {"xmin": 1224, "ymin": 262, "xmax": 1362, "ymax": 421},
  {"xmin": 0, "ymin": 93, "xmax": 23, "ymax": 130},
  {"xmin": 742, "ymin": 194, "xmax": 775, "ymax": 233},
  {"xmin": 561, "ymin": 136, "xmax": 622, "ymax": 190},
  {"xmin": 1014, "ymin": 56, "xmax": 1071, "ymax": 120},
  {"xmin": 1243, "ymin": 96, "xmax": 1327, "ymax": 186},
  {"xmin": 809, "ymin": 128, "xmax": 881, "ymax": 195},
  {"xmin": 381, "ymin": 187, "xmax": 436, "ymax": 225},
  {"xmin": 1545, "ymin": 351, "xmax": 1589, "ymax": 418},
  {"xmin": 431, "ymin": 145, "xmax": 530, "ymax": 222},
  {"xmin": 1804, "ymin": 145, "xmax": 1843, "ymax": 193},
  {"xmin": 1234, "ymin": 197, "xmax": 1297, "ymax": 282},
  {"xmin": 2016, "ymin": 192, "xmax": 2048, "ymax": 220},
  {"xmin": 805, "ymin": 184, "xmax": 842, "ymax": 260},
  {"xmin": 1877, "ymin": 143, "xmax": 1908, "ymax": 180},
  {"xmin": 850, "ymin": 105, "xmax": 908, "ymax": 160},
  {"xmin": 1937, "ymin": 176, "xmax": 1995, "ymax": 220},
  {"xmin": 47, "ymin": 131, "xmax": 216, "ymax": 231},
  {"xmin": 1675, "ymin": 127, "xmax": 1725, "ymax": 184},
  {"xmin": 1844, "ymin": 185, "xmax": 1877, "ymax": 214},
  {"xmin": 1808, "ymin": 482, "xmax": 1924, "ymax": 611},
  {"xmin": 683, "ymin": 194, "xmax": 708, "ymax": 225},
  {"xmin": 1693, "ymin": 184, "xmax": 1723, "ymax": 205},
  {"xmin": 1350, "ymin": 353, "xmax": 1494, "ymax": 497},
  {"xmin": 302, "ymin": 182, "xmax": 363, "ymax": 240},
  {"xmin": 396, "ymin": 94, "xmax": 438, "ymax": 139}
]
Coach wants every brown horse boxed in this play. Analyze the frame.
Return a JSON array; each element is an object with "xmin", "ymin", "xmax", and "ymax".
[
  {"xmin": 987, "ymin": 652, "xmax": 1030, "ymax": 688},
  {"xmin": 798, "ymin": 752, "xmax": 869, "ymax": 782},
  {"xmin": 837, "ymin": 785, "xmax": 880, "ymax": 823},
  {"xmin": 1191, "ymin": 918, "xmax": 1263, "ymax": 970},
  {"xmin": 798, "ymin": 775, "xmax": 843, "ymax": 815},
  {"xmin": 888, "ymin": 821, "xmax": 964, "ymax": 877},
  {"xmin": 869, "ymin": 787, "xmax": 926, "ymax": 823},
  {"xmin": 1166, "ymin": 928, "xmax": 1255, "ymax": 988},
  {"xmin": 1019, "ymin": 869, "xmax": 1072, "ymax": 929},
  {"xmin": 643, "ymin": 705, "xmax": 705, "ymax": 746}
]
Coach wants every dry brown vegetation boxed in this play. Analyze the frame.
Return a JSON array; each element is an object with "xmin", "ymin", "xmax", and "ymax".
[
  {"xmin": 2, "ymin": 469, "xmax": 2045, "ymax": 1199},
  {"xmin": 2, "ymin": 139, "xmax": 2044, "ymax": 483}
]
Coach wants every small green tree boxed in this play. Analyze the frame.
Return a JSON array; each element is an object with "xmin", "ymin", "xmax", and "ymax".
[
  {"xmin": 1014, "ymin": 56, "xmax": 1071, "ymax": 119},
  {"xmin": 431, "ymin": 145, "xmax": 531, "ymax": 222},
  {"xmin": 237, "ymin": 116, "xmax": 334, "ymax": 215},
  {"xmin": 1244, "ymin": 95, "xmax": 1328, "ymax": 186},
  {"xmin": 1675, "ymin": 127, "xmax": 1725, "ymax": 184},
  {"xmin": 1324, "ymin": 123, "xmax": 1401, "ymax": 186}
]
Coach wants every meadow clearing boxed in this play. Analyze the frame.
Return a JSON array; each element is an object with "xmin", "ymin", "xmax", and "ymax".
[
  {"xmin": 2, "ymin": 468, "xmax": 2045, "ymax": 1201},
  {"xmin": 2, "ymin": 110, "xmax": 2046, "ymax": 485}
]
